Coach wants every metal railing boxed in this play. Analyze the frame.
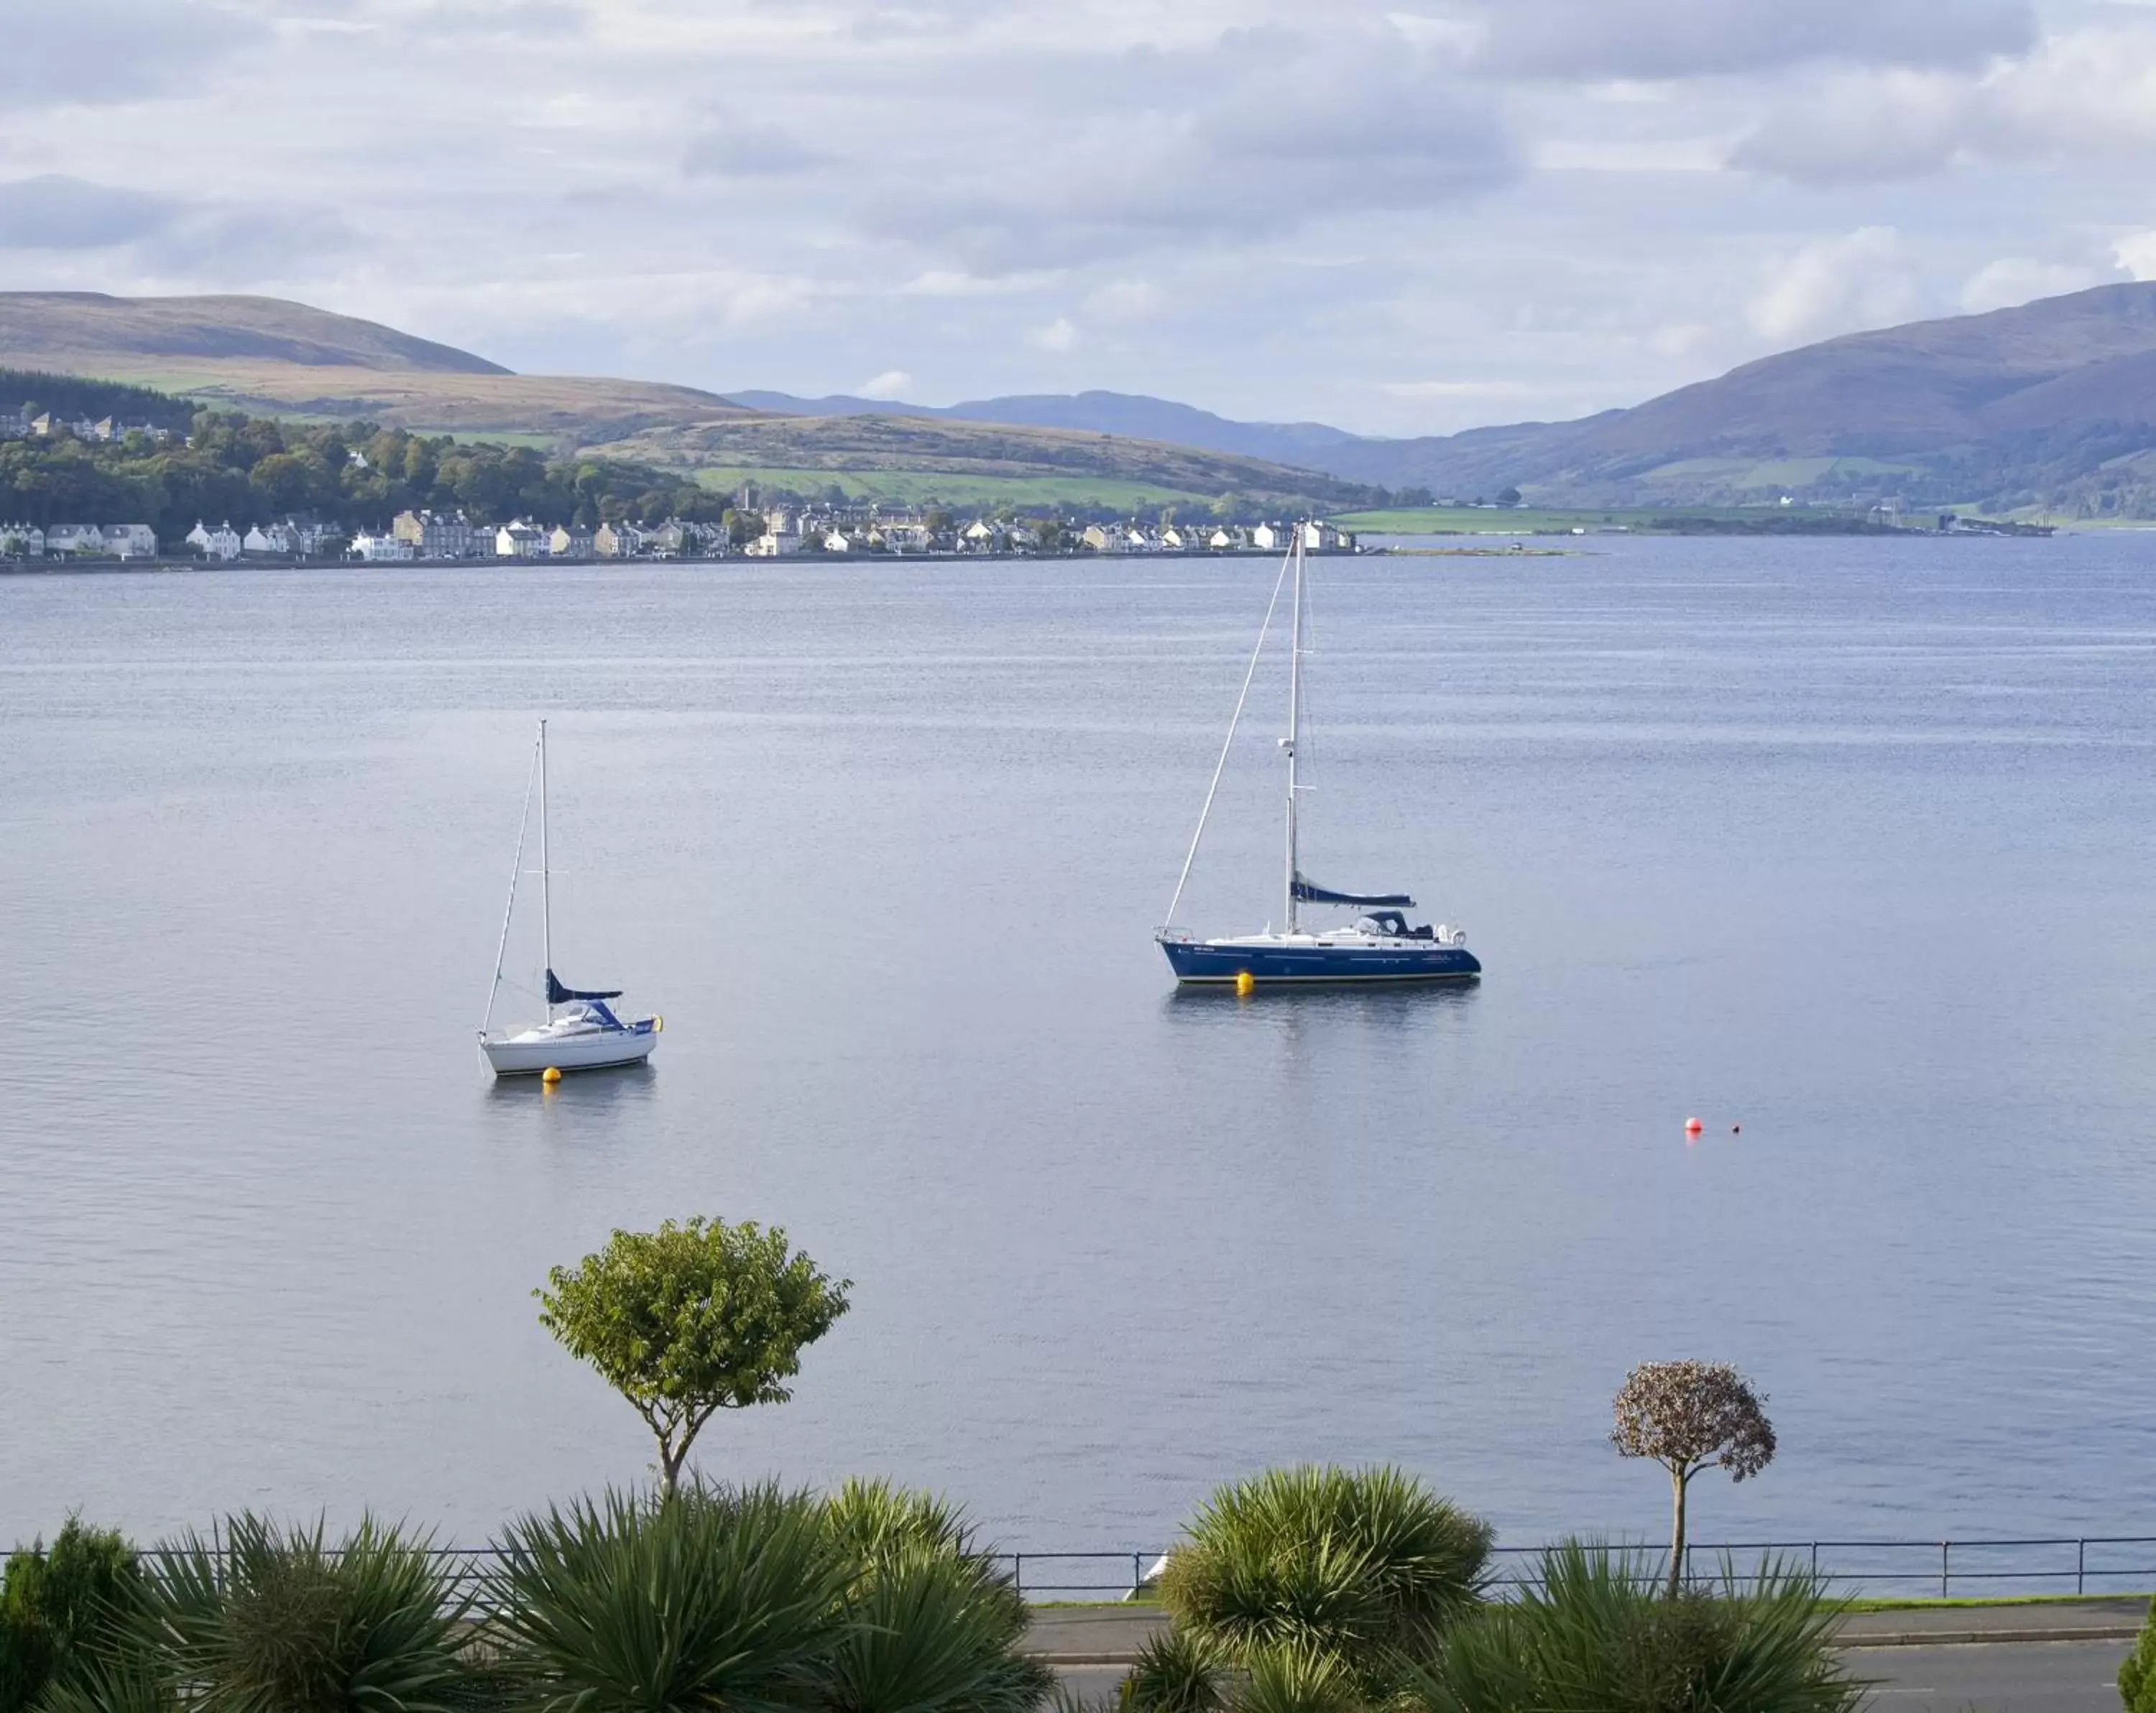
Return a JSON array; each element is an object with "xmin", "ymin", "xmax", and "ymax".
[
  {"xmin": 13, "ymin": 1535, "xmax": 2155, "ymax": 1605},
  {"xmin": 987, "ymin": 1537, "xmax": 2156, "ymax": 1601}
]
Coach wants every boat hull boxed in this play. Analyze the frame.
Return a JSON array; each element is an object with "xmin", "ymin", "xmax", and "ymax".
[
  {"xmin": 482, "ymin": 1024, "xmax": 658, "ymax": 1076},
  {"xmin": 1160, "ymin": 938, "xmax": 1481, "ymax": 984}
]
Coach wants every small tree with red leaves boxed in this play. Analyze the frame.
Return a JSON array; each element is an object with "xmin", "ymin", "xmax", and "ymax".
[{"xmin": 1611, "ymin": 1360, "xmax": 1776, "ymax": 1596}]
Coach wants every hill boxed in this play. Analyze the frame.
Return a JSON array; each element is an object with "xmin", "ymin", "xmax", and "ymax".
[
  {"xmin": 0, "ymin": 291, "xmax": 1365, "ymax": 506},
  {"xmin": 731, "ymin": 388, "xmax": 1365, "ymax": 466},
  {"xmin": 740, "ymin": 285, "xmax": 2156, "ymax": 516},
  {"xmin": 589, "ymin": 412, "xmax": 1373, "ymax": 507}
]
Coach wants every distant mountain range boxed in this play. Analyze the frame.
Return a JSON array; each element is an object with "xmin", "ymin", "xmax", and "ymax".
[
  {"xmin": 0, "ymin": 292, "xmax": 1372, "ymax": 508},
  {"xmin": 737, "ymin": 285, "xmax": 2156, "ymax": 514},
  {"xmin": 12, "ymin": 285, "xmax": 2156, "ymax": 515}
]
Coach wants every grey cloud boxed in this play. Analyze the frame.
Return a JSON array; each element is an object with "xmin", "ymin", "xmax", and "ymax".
[
  {"xmin": 852, "ymin": 24, "xmax": 1514, "ymax": 269},
  {"xmin": 1462, "ymin": 0, "xmax": 2033, "ymax": 79},
  {"xmin": 682, "ymin": 124, "xmax": 833, "ymax": 178},
  {"xmin": 0, "ymin": 177, "xmax": 178, "ymax": 249},
  {"xmin": 0, "ymin": 0, "xmax": 268, "ymax": 106}
]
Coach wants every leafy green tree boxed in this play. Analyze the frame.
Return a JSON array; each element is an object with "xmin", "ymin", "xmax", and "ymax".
[
  {"xmin": 0, "ymin": 1518, "xmax": 140, "ymax": 1713},
  {"xmin": 537, "ymin": 1216, "xmax": 851, "ymax": 1495}
]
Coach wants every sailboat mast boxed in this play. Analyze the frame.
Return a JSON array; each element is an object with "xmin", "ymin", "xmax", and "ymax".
[
  {"xmin": 1284, "ymin": 526, "xmax": 1304, "ymax": 933},
  {"xmin": 538, "ymin": 718, "xmax": 553, "ymax": 1017}
]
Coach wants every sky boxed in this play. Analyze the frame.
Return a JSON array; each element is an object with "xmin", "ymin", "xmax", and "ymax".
[{"xmin": 4, "ymin": 0, "xmax": 2156, "ymax": 435}]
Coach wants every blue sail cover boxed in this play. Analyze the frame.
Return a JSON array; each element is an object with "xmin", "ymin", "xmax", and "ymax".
[
  {"xmin": 1291, "ymin": 875, "xmax": 1416, "ymax": 908},
  {"xmin": 547, "ymin": 969, "xmax": 623, "ymax": 1004}
]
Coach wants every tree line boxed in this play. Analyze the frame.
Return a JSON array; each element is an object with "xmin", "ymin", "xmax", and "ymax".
[{"xmin": 0, "ymin": 406, "xmax": 736, "ymax": 547}]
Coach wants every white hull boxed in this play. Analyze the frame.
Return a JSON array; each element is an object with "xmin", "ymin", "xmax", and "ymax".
[{"xmin": 482, "ymin": 1024, "xmax": 658, "ymax": 1076}]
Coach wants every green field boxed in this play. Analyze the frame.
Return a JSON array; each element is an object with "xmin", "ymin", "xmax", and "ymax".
[
  {"xmin": 686, "ymin": 466, "xmax": 1217, "ymax": 510},
  {"xmin": 1337, "ymin": 504, "xmax": 1888, "ymax": 535}
]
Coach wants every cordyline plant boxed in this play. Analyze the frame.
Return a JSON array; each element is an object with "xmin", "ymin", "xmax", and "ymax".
[
  {"xmin": 1611, "ymin": 1360, "xmax": 1777, "ymax": 1596},
  {"xmin": 537, "ymin": 1216, "xmax": 851, "ymax": 1495}
]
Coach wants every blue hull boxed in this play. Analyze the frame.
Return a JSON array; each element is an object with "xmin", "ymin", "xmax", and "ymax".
[{"xmin": 1161, "ymin": 940, "xmax": 1482, "ymax": 984}]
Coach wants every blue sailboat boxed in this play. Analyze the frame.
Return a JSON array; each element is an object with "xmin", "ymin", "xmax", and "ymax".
[{"xmin": 1156, "ymin": 528, "xmax": 1480, "ymax": 985}]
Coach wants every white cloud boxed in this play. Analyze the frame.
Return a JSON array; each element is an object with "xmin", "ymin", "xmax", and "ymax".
[
  {"xmin": 1031, "ymin": 318, "xmax": 1077, "ymax": 353},
  {"xmin": 856, "ymin": 369, "xmax": 914, "ymax": 398},
  {"xmin": 1747, "ymin": 228, "xmax": 1923, "ymax": 343},
  {"xmin": 1958, "ymin": 257, "xmax": 2111, "ymax": 314},
  {"xmin": 1081, "ymin": 280, "xmax": 1163, "ymax": 325}
]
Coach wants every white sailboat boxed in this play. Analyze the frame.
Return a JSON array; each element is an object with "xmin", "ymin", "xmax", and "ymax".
[{"xmin": 478, "ymin": 720, "xmax": 661, "ymax": 1075}]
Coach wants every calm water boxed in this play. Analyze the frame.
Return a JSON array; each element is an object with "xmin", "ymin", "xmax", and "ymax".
[{"xmin": 3, "ymin": 538, "xmax": 2155, "ymax": 1560}]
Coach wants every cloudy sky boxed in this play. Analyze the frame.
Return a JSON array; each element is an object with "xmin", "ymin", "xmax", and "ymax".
[{"xmin": 4, "ymin": 0, "xmax": 2155, "ymax": 434}]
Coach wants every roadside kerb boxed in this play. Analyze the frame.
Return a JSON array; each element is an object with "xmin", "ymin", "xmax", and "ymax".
[{"xmin": 1022, "ymin": 1599, "xmax": 2151, "ymax": 1666}]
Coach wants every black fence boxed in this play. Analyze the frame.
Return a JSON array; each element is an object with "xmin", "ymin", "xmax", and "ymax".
[{"xmin": 990, "ymin": 1537, "xmax": 2156, "ymax": 1601}]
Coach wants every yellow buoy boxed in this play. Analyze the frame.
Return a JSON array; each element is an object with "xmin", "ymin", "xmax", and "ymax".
[
  {"xmin": 1235, "ymin": 970, "xmax": 1255, "ymax": 996},
  {"xmin": 542, "ymin": 1066, "xmax": 563, "ymax": 1084}
]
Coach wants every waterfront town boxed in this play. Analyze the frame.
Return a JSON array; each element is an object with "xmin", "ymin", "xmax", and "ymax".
[{"xmin": 0, "ymin": 507, "xmax": 1356, "ymax": 565}]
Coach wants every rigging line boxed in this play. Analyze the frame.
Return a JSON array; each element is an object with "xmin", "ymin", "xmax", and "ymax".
[
  {"xmin": 481, "ymin": 730, "xmax": 543, "ymax": 1033},
  {"xmin": 1161, "ymin": 542, "xmax": 1296, "ymax": 928}
]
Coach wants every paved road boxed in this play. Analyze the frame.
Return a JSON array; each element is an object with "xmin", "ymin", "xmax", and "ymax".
[{"xmin": 1859, "ymin": 1639, "xmax": 2129, "ymax": 1712}]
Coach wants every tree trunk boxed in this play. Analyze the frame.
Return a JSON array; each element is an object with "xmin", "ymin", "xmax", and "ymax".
[
  {"xmin": 1667, "ymin": 1467, "xmax": 1689, "ymax": 1598},
  {"xmin": 660, "ymin": 1441, "xmax": 683, "ymax": 1499}
]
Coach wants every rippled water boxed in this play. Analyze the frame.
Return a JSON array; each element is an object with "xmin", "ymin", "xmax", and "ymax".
[{"xmin": 3, "ymin": 537, "xmax": 2153, "ymax": 1559}]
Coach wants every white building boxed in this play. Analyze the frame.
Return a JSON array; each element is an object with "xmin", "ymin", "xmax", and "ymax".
[
  {"xmin": 747, "ymin": 514, "xmax": 802, "ymax": 557},
  {"xmin": 184, "ymin": 521, "xmax": 242, "ymax": 561},
  {"xmin": 349, "ymin": 530, "xmax": 414, "ymax": 562},
  {"xmin": 1250, "ymin": 523, "xmax": 1284, "ymax": 551},
  {"xmin": 46, "ymin": 525, "xmax": 106, "ymax": 556},
  {"xmin": 0, "ymin": 522, "xmax": 45, "ymax": 556},
  {"xmin": 495, "ymin": 522, "xmax": 544, "ymax": 558},
  {"xmin": 103, "ymin": 523, "xmax": 158, "ymax": 558},
  {"xmin": 1209, "ymin": 527, "xmax": 1238, "ymax": 550}
]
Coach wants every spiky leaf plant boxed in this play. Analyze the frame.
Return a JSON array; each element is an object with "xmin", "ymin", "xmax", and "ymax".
[
  {"xmin": 1118, "ymin": 1628, "xmax": 1226, "ymax": 1713},
  {"xmin": 1230, "ymin": 1645, "xmax": 1357, "ymax": 1713},
  {"xmin": 816, "ymin": 1545, "xmax": 1051, "ymax": 1713},
  {"xmin": 489, "ymin": 1482, "xmax": 851, "ymax": 1713},
  {"xmin": 1406, "ymin": 1541, "xmax": 1865, "ymax": 1713},
  {"xmin": 1159, "ymin": 1466, "xmax": 1491, "ymax": 1689},
  {"xmin": 817, "ymin": 1480, "xmax": 1051, "ymax": 1713},
  {"xmin": 133, "ymin": 1514, "xmax": 491, "ymax": 1713}
]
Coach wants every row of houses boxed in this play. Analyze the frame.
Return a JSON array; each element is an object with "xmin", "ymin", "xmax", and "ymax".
[
  {"xmin": 0, "ymin": 408, "xmax": 173, "ymax": 443},
  {"xmin": 751, "ymin": 510, "xmax": 1355, "ymax": 557},
  {"xmin": 349, "ymin": 512, "xmax": 732, "ymax": 561},
  {"xmin": 0, "ymin": 522, "xmax": 160, "ymax": 558}
]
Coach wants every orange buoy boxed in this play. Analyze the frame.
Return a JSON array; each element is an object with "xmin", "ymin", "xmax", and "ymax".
[{"xmin": 1685, "ymin": 1116, "xmax": 1703, "ymax": 1135}]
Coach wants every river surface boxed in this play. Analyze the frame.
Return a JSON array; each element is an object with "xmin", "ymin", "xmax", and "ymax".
[{"xmin": 3, "ymin": 538, "xmax": 2154, "ymax": 1571}]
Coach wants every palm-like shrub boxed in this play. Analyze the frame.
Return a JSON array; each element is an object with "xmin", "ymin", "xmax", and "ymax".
[
  {"xmin": 2121, "ymin": 1597, "xmax": 2156, "ymax": 1713},
  {"xmin": 492, "ymin": 1479, "xmax": 1050, "ymax": 1713},
  {"xmin": 128, "ymin": 1515, "xmax": 489, "ymax": 1713},
  {"xmin": 0, "ymin": 1518, "xmax": 140, "ymax": 1713},
  {"xmin": 819, "ymin": 1479, "xmax": 1052, "ymax": 1713},
  {"xmin": 1408, "ymin": 1541, "xmax": 1864, "ymax": 1713},
  {"xmin": 1158, "ymin": 1466, "xmax": 1492, "ymax": 1690},
  {"xmin": 491, "ymin": 1483, "xmax": 849, "ymax": 1713},
  {"xmin": 1118, "ymin": 1629, "xmax": 1225, "ymax": 1713}
]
